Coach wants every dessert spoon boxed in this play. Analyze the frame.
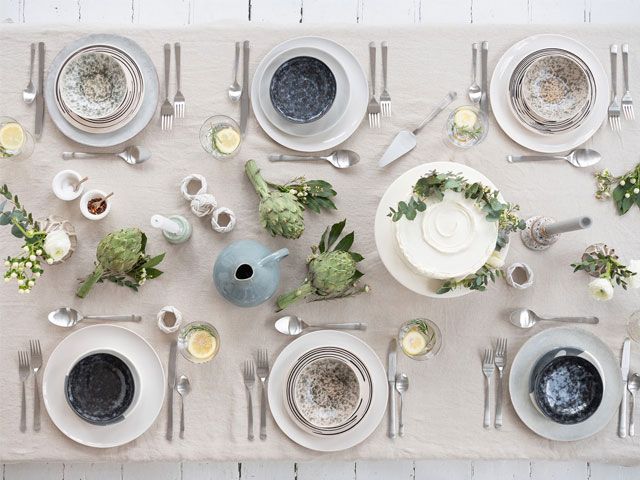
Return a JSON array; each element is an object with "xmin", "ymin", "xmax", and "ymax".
[
  {"xmin": 509, "ymin": 308, "xmax": 599, "ymax": 329},
  {"xmin": 506, "ymin": 148, "xmax": 601, "ymax": 168},
  {"xmin": 23, "ymin": 43, "xmax": 36, "ymax": 104},
  {"xmin": 268, "ymin": 150, "xmax": 359, "ymax": 169},
  {"xmin": 228, "ymin": 42, "xmax": 242, "ymax": 102},
  {"xmin": 62, "ymin": 146, "xmax": 151, "ymax": 165},
  {"xmin": 468, "ymin": 43, "xmax": 481, "ymax": 104},
  {"xmin": 274, "ymin": 315, "xmax": 366, "ymax": 336},
  {"xmin": 176, "ymin": 375, "xmax": 191, "ymax": 439},
  {"xmin": 48, "ymin": 307, "xmax": 142, "ymax": 328}
]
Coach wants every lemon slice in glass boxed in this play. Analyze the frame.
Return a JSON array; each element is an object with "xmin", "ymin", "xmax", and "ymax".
[
  {"xmin": 401, "ymin": 329, "xmax": 427, "ymax": 356},
  {"xmin": 187, "ymin": 329, "xmax": 217, "ymax": 359},
  {"xmin": 213, "ymin": 127, "xmax": 241, "ymax": 155},
  {"xmin": 0, "ymin": 123, "xmax": 25, "ymax": 151},
  {"xmin": 453, "ymin": 109, "xmax": 478, "ymax": 129}
]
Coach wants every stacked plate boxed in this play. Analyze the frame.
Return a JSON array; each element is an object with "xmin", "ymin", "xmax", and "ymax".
[
  {"xmin": 45, "ymin": 34, "xmax": 159, "ymax": 147},
  {"xmin": 251, "ymin": 37, "xmax": 368, "ymax": 152}
]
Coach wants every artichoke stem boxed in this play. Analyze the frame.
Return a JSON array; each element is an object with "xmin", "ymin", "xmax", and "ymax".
[
  {"xmin": 276, "ymin": 281, "xmax": 314, "ymax": 311},
  {"xmin": 245, "ymin": 159, "xmax": 270, "ymax": 200},
  {"xmin": 76, "ymin": 264, "xmax": 105, "ymax": 298}
]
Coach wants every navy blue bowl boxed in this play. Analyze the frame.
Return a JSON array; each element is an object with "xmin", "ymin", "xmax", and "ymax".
[{"xmin": 269, "ymin": 56, "xmax": 337, "ymax": 124}]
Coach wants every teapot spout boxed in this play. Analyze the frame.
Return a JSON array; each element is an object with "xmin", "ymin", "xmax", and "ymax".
[{"xmin": 257, "ymin": 248, "xmax": 289, "ymax": 267}]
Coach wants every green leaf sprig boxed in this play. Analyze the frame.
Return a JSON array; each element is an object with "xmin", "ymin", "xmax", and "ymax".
[
  {"xmin": 268, "ymin": 177, "xmax": 337, "ymax": 214},
  {"xmin": 594, "ymin": 164, "xmax": 640, "ymax": 215},
  {"xmin": 436, "ymin": 265, "xmax": 504, "ymax": 295},
  {"xmin": 571, "ymin": 250, "xmax": 635, "ymax": 289}
]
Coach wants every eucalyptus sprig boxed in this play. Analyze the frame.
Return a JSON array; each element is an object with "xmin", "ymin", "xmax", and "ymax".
[
  {"xmin": 452, "ymin": 124, "xmax": 483, "ymax": 141},
  {"xmin": 571, "ymin": 251, "xmax": 635, "ymax": 290},
  {"xmin": 268, "ymin": 177, "xmax": 337, "ymax": 213},
  {"xmin": 594, "ymin": 164, "xmax": 640, "ymax": 215},
  {"xmin": 436, "ymin": 265, "xmax": 504, "ymax": 294}
]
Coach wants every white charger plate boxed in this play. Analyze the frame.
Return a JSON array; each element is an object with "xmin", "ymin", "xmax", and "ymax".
[
  {"xmin": 251, "ymin": 37, "xmax": 368, "ymax": 152},
  {"xmin": 268, "ymin": 331, "xmax": 387, "ymax": 451},
  {"xmin": 509, "ymin": 327, "xmax": 622, "ymax": 441},
  {"xmin": 374, "ymin": 162, "xmax": 508, "ymax": 298},
  {"xmin": 42, "ymin": 325, "xmax": 165, "ymax": 448},
  {"xmin": 490, "ymin": 34, "xmax": 608, "ymax": 153}
]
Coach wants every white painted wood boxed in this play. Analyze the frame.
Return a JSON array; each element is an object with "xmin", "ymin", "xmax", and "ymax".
[
  {"xmin": 122, "ymin": 462, "xmax": 181, "ymax": 480},
  {"xmin": 531, "ymin": 0, "xmax": 587, "ymax": 23},
  {"xmin": 623, "ymin": 465, "xmax": 640, "ymax": 480},
  {"xmin": 588, "ymin": 462, "xmax": 624, "ymax": 480},
  {"xmin": 250, "ymin": 0, "xmax": 301, "ymax": 23},
  {"xmin": 181, "ymin": 462, "xmax": 240, "ymax": 480},
  {"xmin": 296, "ymin": 461, "xmax": 355, "ymax": 480},
  {"xmin": 64, "ymin": 463, "xmax": 122, "ymax": 480},
  {"xmin": 421, "ymin": 0, "xmax": 470, "ymax": 23},
  {"xmin": 591, "ymin": 0, "xmax": 640, "ymax": 23},
  {"xmin": 3, "ymin": 463, "xmax": 64, "ymax": 480},
  {"xmin": 359, "ymin": 0, "xmax": 421, "ymax": 24},
  {"xmin": 357, "ymin": 460, "xmax": 414, "ymax": 480},
  {"xmin": 414, "ymin": 459, "xmax": 472, "ymax": 480},
  {"xmin": 240, "ymin": 461, "xmax": 294, "ymax": 479},
  {"xmin": 530, "ymin": 460, "xmax": 587, "ymax": 480},
  {"xmin": 472, "ymin": 460, "xmax": 530, "ymax": 480},
  {"xmin": 0, "ymin": 0, "xmax": 20, "ymax": 23},
  {"xmin": 301, "ymin": 0, "xmax": 359, "ymax": 24},
  {"xmin": 80, "ymin": 0, "xmax": 134, "ymax": 24},
  {"xmin": 473, "ymin": 0, "xmax": 529, "ymax": 23},
  {"xmin": 190, "ymin": 0, "xmax": 249, "ymax": 24},
  {"xmin": 136, "ymin": 0, "xmax": 191, "ymax": 25}
]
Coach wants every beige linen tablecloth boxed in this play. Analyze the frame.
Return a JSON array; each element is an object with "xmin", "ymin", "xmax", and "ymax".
[{"xmin": 2, "ymin": 24, "xmax": 640, "ymax": 464}]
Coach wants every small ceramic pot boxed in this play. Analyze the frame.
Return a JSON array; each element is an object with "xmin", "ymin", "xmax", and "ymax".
[
  {"xmin": 80, "ymin": 189, "xmax": 111, "ymax": 221},
  {"xmin": 52, "ymin": 170, "xmax": 84, "ymax": 201},
  {"xmin": 42, "ymin": 215, "xmax": 77, "ymax": 263},
  {"xmin": 505, "ymin": 262, "xmax": 534, "ymax": 289},
  {"xmin": 157, "ymin": 306, "xmax": 183, "ymax": 334}
]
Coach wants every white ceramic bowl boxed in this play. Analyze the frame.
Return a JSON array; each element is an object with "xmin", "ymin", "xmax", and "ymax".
[
  {"xmin": 80, "ymin": 189, "xmax": 111, "ymax": 220},
  {"xmin": 52, "ymin": 170, "xmax": 84, "ymax": 201}
]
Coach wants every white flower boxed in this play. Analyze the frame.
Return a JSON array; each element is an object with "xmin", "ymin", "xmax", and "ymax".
[
  {"xmin": 46, "ymin": 258, "xmax": 53, "ymax": 265},
  {"xmin": 634, "ymin": 188, "xmax": 639, "ymax": 194},
  {"xmin": 588, "ymin": 278, "xmax": 614, "ymax": 301},
  {"xmin": 34, "ymin": 272, "xmax": 41, "ymax": 278},
  {"xmin": 485, "ymin": 251, "xmax": 505, "ymax": 269},
  {"xmin": 625, "ymin": 193, "xmax": 631, "ymax": 198},
  {"xmin": 27, "ymin": 280, "xmax": 34, "ymax": 287},
  {"xmin": 35, "ymin": 249, "xmax": 42, "ymax": 256},
  {"xmin": 10, "ymin": 272, "xmax": 17, "ymax": 278},
  {"xmin": 621, "ymin": 180, "xmax": 627, "ymax": 186},
  {"xmin": 17, "ymin": 280, "xmax": 24, "ymax": 286},
  {"xmin": 22, "ymin": 246, "xmax": 29, "ymax": 253},
  {"xmin": 11, "ymin": 262, "xmax": 18, "ymax": 269},
  {"xmin": 25, "ymin": 262, "xmax": 32, "ymax": 268},
  {"xmin": 29, "ymin": 254, "xmax": 36, "ymax": 262},
  {"xmin": 628, "ymin": 260, "xmax": 640, "ymax": 289},
  {"xmin": 632, "ymin": 178, "xmax": 637, "ymax": 184},
  {"xmin": 43, "ymin": 230, "xmax": 71, "ymax": 262}
]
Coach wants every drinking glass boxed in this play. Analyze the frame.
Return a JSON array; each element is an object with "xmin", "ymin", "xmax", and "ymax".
[
  {"xmin": 178, "ymin": 321, "xmax": 220, "ymax": 364},
  {"xmin": 397, "ymin": 318, "xmax": 442, "ymax": 360},
  {"xmin": 444, "ymin": 106, "xmax": 488, "ymax": 149},
  {"xmin": 199, "ymin": 115, "xmax": 241, "ymax": 159},
  {"xmin": 0, "ymin": 117, "xmax": 34, "ymax": 160}
]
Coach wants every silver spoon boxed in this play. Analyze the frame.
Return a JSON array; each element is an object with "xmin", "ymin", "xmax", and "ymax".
[
  {"xmin": 274, "ymin": 315, "xmax": 366, "ymax": 336},
  {"xmin": 23, "ymin": 43, "xmax": 36, "ymax": 104},
  {"xmin": 268, "ymin": 150, "xmax": 360, "ymax": 169},
  {"xmin": 61, "ymin": 146, "xmax": 151, "ymax": 165},
  {"xmin": 509, "ymin": 308, "xmax": 599, "ymax": 329},
  {"xmin": 47, "ymin": 307, "xmax": 142, "ymax": 328},
  {"xmin": 468, "ymin": 43, "xmax": 481, "ymax": 104},
  {"xmin": 395, "ymin": 373, "xmax": 409, "ymax": 437},
  {"xmin": 176, "ymin": 375, "xmax": 191, "ymax": 439},
  {"xmin": 228, "ymin": 42, "xmax": 242, "ymax": 102},
  {"xmin": 506, "ymin": 148, "xmax": 601, "ymax": 168},
  {"xmin": 629, "ymin": 374, "xmax": 640, "ymax": 437}
]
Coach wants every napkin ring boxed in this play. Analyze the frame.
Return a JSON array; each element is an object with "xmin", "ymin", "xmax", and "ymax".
[
  {"xmin": 157, "ymin": 306, "xmax": 183, "ymax": 333},
  {"xmin": 505, "ymin": 262, "xmax": 534, "ymax": 289}
]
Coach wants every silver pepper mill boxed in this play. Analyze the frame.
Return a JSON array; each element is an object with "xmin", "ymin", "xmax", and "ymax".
[{"xmin": 520, "ymin": 216, "xmax": 592, "ymax": 251}]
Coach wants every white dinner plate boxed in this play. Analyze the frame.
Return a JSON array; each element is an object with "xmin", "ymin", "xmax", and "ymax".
[
  {"xmin": 42, "ymin": 325, "xmax": 165, "ymax": 448},
  {"xmin": 251, "ymin": 37, "xmax": 368, "ymax": 152},
  {"xmin": 268, "ymin": 331, "xmax": 387, "ymax": 451},
  {"xmin": 509, "ymin": 327, "xmax": 622, "ymax": 441},
  {"xmin": 490, "ymin": 34, "xmax": 608, "ymax": 153},
  {"xmin": 374, "ymin": 162, "xmax": 509, "ymax": 298}
]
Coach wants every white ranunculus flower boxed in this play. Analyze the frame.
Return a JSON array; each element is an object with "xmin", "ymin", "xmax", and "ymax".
[
  {"xmin": 43, "ymin": 230, "xmax": 71, "ymax": 262},
  {"xmin": 588, "ymin": 278, "xmax": 614, "ymax": 301},
  {"xmin": 628, "ymin": 259, "xmax": 640, "ymax": 289},
  {"xmin": 485, "ymin": 251, "xmax": 505, "ymax": 269}
]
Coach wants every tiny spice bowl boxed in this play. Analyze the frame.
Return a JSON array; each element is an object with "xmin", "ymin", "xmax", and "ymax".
[{"xmin": 80, "ymin": 189, "xmax": 111, "ymax": 221}]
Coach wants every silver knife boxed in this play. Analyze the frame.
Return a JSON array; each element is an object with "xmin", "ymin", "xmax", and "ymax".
[
  {"xmin": 166, "ymin": 341, "xmax": 177, "ymax": 441},
  {"xmin": 619, "ymin": 338, "xmax": 631, "ymax": 438},
  {"xmin": 239, "ymin": 40, "xmax": 250, "ymax": 134},
  {"xmin": 479, "ymin": 40, "xmax": 489, "ymax": 118},
  {"xmin": 387, "ymin": 339, "xmax": 397, "ymax": 438},
  {"xmin": 34, "ymin": 42, "xmax": 45, "ymax": 140}
]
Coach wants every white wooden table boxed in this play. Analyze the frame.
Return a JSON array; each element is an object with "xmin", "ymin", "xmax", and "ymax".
[{"xmin": 2, "ymin": 1, "xmax": 640, "ymax": 479}]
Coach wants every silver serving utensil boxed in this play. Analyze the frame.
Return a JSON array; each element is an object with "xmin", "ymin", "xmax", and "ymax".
[
  {"xmin": 482, "ymin": 348, "xmax": 494, "ymax": 428},
  {"xmin": 609, "ymin": 44, "xmax": 622, "ymax": 132},
  {"xmin": 387, "ymin": 339, "xmax": 397, "ymax": 438},
  {"xmin": 173, "ymin": 42, "xmax": 185, "ymax": 118},
  {"xmin": 23, "ymin": 43, "xmax": 36, "ymax": 104},
  {"xmin": 229, "ymin": 42, "xmax": 242, "ymax": 102},
  {"xmin": 166, "ymin": 341, "xmax": 177, "ymax": 441},
  {"xmin": 176, "ymin": 375, "xmax": 191, "ymax": 439},
  {"xmin": 18, "ymin": 350, "xmax": 30, "ymax": 433},
  {"xmin": 622, "ymin": 44, "xmax": 635, "ymax": 120},
  {"xmin": 47, "ymin": 307, "xmax": 142, "ymax": 328},
  {"xmin": 239, "ymin": 40, "xmax": 250, "ymax": 134},
  {"xmin": 34, "ymin": 42, "xmax": 45, "ymax": 139},
  {"xmin": 479, "ymin": 41, "xmax": 489, "ymax": 117},
  {"xmin": 506, "ymin": 148, "xmax": 601, "ymax": 168},
  {"xmin": 380, "ymin": 41, "xmax": 391, "ymax": 117},
  {"xmin": 242, "ymin": 360, "xmax": 255, "ymax": 441},
  {"xmin": 274, "ymin": 315, "xmax": 366, "ymax": 336},
  {"xmin": 620, "ymin": 338, "xmax": 631, "ymax": 438},
  {"xmin": 509, "ymin": 309, "xmax": 598, "ymax": 329},
  {"xmin": 62, "ymin": 146, "xmax": 151, "ymax": 165},
  {"xmin": 468, "ymin": 43, "xmax": 481, "ymax": 104},
  {"xmin": 379, "ymin": 91, "xmax": 457, "ymax": 167},
  {"xmin": 29, "ymin": 339, "xmax": 42, "ymax": 432},
  {"xmin": 628, "ymin": 373, "xmax": 640, "ymax": 437},
  {"xmin": 494, "ymin": 338, "xmax": 507, "ymax": 429},
  {"xmin": 395, "ymin": 373, "xmax": 408, "ymax": 437},
  {"xmin": 268, "ymin": 150, "xmax": 359, "ymax": 169},
  {"xmin": 161, "ymin": 43, "xmax": 174, "ymax": 131},
  {"xmin": 256, "ymin": 349, "xmax": 269, "ymax": 440}
]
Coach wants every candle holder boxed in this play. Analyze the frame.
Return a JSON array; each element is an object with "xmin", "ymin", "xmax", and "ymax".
[{"xmin": 520, "ymin": 215, "xmax": 592, "ymax": 251}]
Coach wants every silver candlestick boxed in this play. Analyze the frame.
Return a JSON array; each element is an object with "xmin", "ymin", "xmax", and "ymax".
[{"xmin": 520, "ymin": 216, "xmax": 592, "ymax": 251}]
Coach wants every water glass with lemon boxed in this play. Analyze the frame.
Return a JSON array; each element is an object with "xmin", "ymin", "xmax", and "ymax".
[
  {"xmin": 398, "ymin": 318, "xmax": 442, "ymax": 360},
  {"xmin": 0, "ymin": 117, "xmax": 34, "ymax": 160},
  {"xmin": 444, "ymin": 106, "xmax": 488, "ymax": 148},
  {"xmin": 178, "ymin": 321, "xmax": 220, "ymax": 364},
  {"xmin": 199, "ymin": 115, "xmax": 241, "ymax": 159}
]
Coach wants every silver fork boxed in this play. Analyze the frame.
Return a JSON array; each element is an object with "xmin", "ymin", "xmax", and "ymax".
[
  {"xmin": 30, "ymin": 340, "xmax": 43, "ymax": 431},
  {"xmin": 173, "ymin": 42, "xmax": 185, "ymax": 118},
  {"xmin": 243, "ymin": 360, "xmax": 256, "ymax": 441},
  {"xmin": 256, "ymin": 349, "xmax": 270, "ymax": 441},
  {"xmin": 160, "ymin": 43, "xmax": 174, "ymax": 131},
  {"xmin": 380, "ymin": 41, "xmax": 391, "ymax": 117},
  {"xmin": 494, "ymin": 338, "xmax": 507, "ymax": 429},
  {"xmin": 482, "ymin": 348, "xmax": 494, "ymax": 429},
  {"xmin": 18, "ymin": 350, "xmax": 30, "ymax": 433},
  {"xmin": 609, "ymin": 44, "xmax": 622, "ymax": 132},
  {"xmin": 366, "ymin": 42, "xmax": 381, "ymax": 128},
  {"xmin": 622, "ymin": 43, "xmax": 634, "ymax": 121}
]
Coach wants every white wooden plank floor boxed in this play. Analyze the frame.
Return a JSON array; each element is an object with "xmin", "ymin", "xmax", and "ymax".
[{"xmin": 2, "ymin": 0, "xmax": 639, "ymax": 478}]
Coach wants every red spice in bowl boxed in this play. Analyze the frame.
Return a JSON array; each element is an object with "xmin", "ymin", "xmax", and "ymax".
[{"xmin": 87, "ymin": 197, "xmax": 107, "ymax": 215}]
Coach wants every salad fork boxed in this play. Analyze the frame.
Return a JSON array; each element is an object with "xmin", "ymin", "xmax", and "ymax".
[
  {"xmin": 18, "ymin": 350, "xmax": 30, "ymax": 433},
  {"xmin": 30, "ymin": 339, "xmax": 42, "ymax": 431},
  {"xmin": 160, "ymin": 43, "xmax": 174, "ymax": 131},
  {"xmin": 366, "ymin": 42, "xmax": 381, "ymax": 128},
  {"xmin": 494, "ymin": 338, "xmax": 507, "ymax": 429},
  {"xmin": 173, "ymin": 43, "xmax": 185, "ymax": 118},
  {"xmin": 622, "ymin": 44, "xmax": 634, "ymax": 121},
  {"xmin": 380, "ymin": 41, "xmax": 391, "ymax": 117},
  {"xmin": 256, "ymin": 349, "xmax": 270, "ymax": 440},
  {"xmin": 482, "ymin": 348, "xmax": 494, "ymax": 429},
  {"xmin": 243, "ymin": 360, "xmax": 255, "ymax": 441},
  {"xmin": 608, "ymin": 44, "xmax": 622, "ymax": 132}
]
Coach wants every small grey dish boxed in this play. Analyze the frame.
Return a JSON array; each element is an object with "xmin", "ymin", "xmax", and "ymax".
[{"xmin": 269, "ymin": 56, "xmax": 337, "ymax": 124}]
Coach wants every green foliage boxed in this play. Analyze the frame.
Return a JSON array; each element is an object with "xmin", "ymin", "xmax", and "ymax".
[
  {"xmin": 437, "ymin": 265, "xmax": 504, "ymax": 294},
  {"xmin": 594, "ymin": 165, "xmax": 640, "ymax": 215},
  {"xmin": 571, "ymin": 250, "xmax": 635, "ymax": 290}
]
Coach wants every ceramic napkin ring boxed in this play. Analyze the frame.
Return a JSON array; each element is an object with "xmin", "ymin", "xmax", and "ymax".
[
  {"xmin": 157, "ymin": 306, "xmax": 183, "ymax": 333},
  {"xmin": 505, "ymin": 262, "xmax": 534, "ymax": 289}
]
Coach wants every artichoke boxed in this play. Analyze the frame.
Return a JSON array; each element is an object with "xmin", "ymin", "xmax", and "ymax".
[
  {"xmin": 276, "ymin": 220, "xmax": 369, "ymax": 310},
  {"xmin": 245, "ymin": 159, "xmax": 336, "ymax": 239},
  {"xmin": 76, "ymin": 228, "xmax": 165, "ymax": 298}
]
